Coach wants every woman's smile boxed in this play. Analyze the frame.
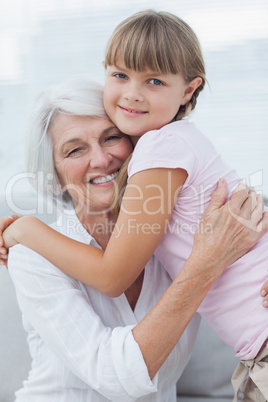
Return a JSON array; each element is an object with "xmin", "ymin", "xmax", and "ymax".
[{"xmin": 89, "ymin": 169, "xmax": 119, "ymax": 185}]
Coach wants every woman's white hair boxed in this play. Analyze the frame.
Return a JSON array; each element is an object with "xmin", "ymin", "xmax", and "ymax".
[{"xmin": 25, "ymin": 78, "xmax": 107, "ymax": 206}]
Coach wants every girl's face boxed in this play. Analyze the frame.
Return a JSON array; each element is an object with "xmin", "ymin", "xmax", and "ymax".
[
  {"xmin": 103, "ymin": 59, "xmax": 201, "ymax": 139},
  {"xmin": 51, "ymin": 114, "xmax": 133, "ymax": 214}
]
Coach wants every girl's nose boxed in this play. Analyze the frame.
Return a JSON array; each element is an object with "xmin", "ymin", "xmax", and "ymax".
[
  {"xmin": 90, "ymin": 147, "xmax": 112, "ymax": 169},
  {"xmin": 123, "ymin": 82, "xmax": 144, "ymax": 102}
]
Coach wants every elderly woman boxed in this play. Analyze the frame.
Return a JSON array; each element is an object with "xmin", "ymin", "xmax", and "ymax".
[{"xmin": 1, "ymin": 78, "xmax": 267, "ymax": 402}]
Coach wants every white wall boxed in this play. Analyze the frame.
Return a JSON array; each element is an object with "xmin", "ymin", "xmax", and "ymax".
[{"xmin": 0, "ymin": 0, "xmax": 268, "ymax": 215}]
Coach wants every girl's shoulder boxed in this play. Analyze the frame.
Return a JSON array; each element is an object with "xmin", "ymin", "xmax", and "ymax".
[
  {"xmin": 164, "ymin": 119, "xmax": 206, "ymax": 140},
  {"xmin": 136, "ymin": 119, "xmax": 213, "ymax": 154},
  {"xmin": 129, "ymin": 120, "xmax": 213, "ymax": 180}
]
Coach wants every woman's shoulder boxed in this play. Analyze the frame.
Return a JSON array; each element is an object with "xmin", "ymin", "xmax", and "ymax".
[{"xmin": 8, "ymin": 212, "xmax": 92, "ymax": 275}]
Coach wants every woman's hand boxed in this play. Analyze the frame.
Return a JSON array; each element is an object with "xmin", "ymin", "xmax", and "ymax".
[
  {"xmin": 0, "ymin": 215, "xmax": 21, "ymax": 266},
  {"xmin": 261, "ymin": 281, "xmax": 268, "ymax": 308},
  {"xmin": 190, "ymin": 179, "xmax": 268, "ymax": 283}
]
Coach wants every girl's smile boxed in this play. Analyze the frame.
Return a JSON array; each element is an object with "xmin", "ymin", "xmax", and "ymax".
[{"xmin": 119, "ymin": 105, "xmax": 148, "ymax": 116}]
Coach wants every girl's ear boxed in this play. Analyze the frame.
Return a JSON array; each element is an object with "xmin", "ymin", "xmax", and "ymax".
[{"xmin": 182, "ymin": 77, "xmax": 203, "ymax": 104}]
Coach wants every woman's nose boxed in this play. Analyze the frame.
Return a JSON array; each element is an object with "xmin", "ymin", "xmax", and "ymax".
[
  {"xmin": 90, "ymin": 147, "xmax": 112, "ymax": 169},
  {"xmin": 123, "ymin": 82, "xmax": 144, "ymax": 102}
]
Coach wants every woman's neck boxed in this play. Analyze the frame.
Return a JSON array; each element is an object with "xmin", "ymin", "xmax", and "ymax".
[{"xmin": 124, "ymin": 270, "xmax": 144, "ymax": 311}]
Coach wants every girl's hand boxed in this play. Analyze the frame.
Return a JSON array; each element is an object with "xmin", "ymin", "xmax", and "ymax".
[
  {"xmin": 0, "ymin": 215, "xmax": 21, "ymax": 266},
  {"xmin": 261, "ymin": 281, "xmax": 268, "ymax": 308}
]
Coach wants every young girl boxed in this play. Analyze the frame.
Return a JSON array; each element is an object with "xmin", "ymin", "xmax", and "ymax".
[{"xmin": 2, "ymin": 10, "xmax": 268, "ymax": 401}]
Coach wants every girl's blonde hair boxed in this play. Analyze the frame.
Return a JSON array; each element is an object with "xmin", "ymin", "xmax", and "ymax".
[
  {"xmin": 105, "ymin": 9, "xmax": 206, "ymax": 120},
  {"xmin": 106, "ymin": 10, "xmax": 207, "ymax": 214}
]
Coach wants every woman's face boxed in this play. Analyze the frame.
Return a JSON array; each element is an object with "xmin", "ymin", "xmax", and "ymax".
[{"xmin": 51, "ymin": 113, "xmax": 133, "ymax": 214}]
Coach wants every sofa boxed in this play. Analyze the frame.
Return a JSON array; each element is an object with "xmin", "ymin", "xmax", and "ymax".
[{"xmin": 0, "ymin": 195, "xmax": 241, "ymax": 401}]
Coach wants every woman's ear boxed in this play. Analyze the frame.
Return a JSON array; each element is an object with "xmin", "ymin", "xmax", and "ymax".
[
  {"xmin": 182, "ymin": 77, "xmax": 203, "ymax": 104},
  {"xmin": 57, "ymin": 176, "xmax": 67, "ymax": 193}
]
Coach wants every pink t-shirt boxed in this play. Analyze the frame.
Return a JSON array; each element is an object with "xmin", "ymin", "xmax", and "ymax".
[{"xmin": 128, "ymin": 119, "xmax": 268, "ymax": 360}]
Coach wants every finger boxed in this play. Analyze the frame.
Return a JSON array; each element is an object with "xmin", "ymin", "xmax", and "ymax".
[
  {"xmin": 256, "ymin": 211, "xmax": 268, "ymax": 235},
  {"xmin": 7, "ymin": 215, "xmax": 16, "ymax": 223},
  {"xmin": 261, "ymin": 287, "xmax": 268, "ymax": 308},
  {"xmin": 9, "ymin": 214, "xmax": 21, "ymax": 221},
  {"xmin": 0, "ymin": 247, "xmax": 7, "ymax": 255},
  {"xmin": 263, "ymin": 299, "xmax": 268, "ymax": 308},
  {"xmin": 248, "ymin": 189, "xmax": 258, "ymax": 210},
  {"xmin": 249, "ymin": 194, "xmax": 264, "ymax": 225},
  {"xmin": 0, "ymin": 255, "xmax": 8, "ymax": 265},
  {"xmin": 260, "ymin": 281, "xmax": 268, "ymax": 308},
  {"xmin": 239, "ymin": 190, "xmax": 258, "ymax": 220},
  {"xmin": 204, "ymin": 178, "xmax": 228, "ymax": 214},
  {"xmin": 232, "ymin": 182, "xmax": 247, "ymax": 194},
  {"xmin": 261, "ymin": 287, "xmax": 268, "ymax": 297},
  {"xmin": 0, "ymin": 216, "xmax": 15, "ymax": 231},
  {"xmin": 228, "ymin": 186, "xmax": 250, "ymax": 216},
  {"xmin": 0, "ymin": 216, "xmax": 17, "ymax": 247}
]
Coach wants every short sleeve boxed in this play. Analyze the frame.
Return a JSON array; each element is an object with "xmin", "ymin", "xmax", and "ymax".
[{"xmin": 128, "ymin": 121, "xmax": 201, "ymax": 185}]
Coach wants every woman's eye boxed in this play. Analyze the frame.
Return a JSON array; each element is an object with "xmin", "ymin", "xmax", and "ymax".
[
  {"xmin": 67, "ymin": 147, "xmax": 81, "ymax": 157},
  {"xmin": 114, "ymin": 73, "xmax": 127, "ymax": 80},
  {"xmin": 149, "ymin": 78, "xmax": 164, "ymax": 86},
  {"xmin": 106, "ymin": 135, "xmax": 120, "ymax": 142}
]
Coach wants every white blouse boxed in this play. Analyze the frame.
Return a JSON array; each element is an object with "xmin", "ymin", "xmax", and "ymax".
[{"xmin": 8, "ymin": 211, "xmax": 200, "ymax": 402}]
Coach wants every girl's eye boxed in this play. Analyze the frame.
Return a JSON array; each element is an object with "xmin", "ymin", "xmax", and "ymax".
[
  {"xmin": 149, "ymin": 78, "xmax": 164, "ymax": 86},
  {"xmin": 114, "ymin": 73, "xmax": 127, "ymax": 80}
]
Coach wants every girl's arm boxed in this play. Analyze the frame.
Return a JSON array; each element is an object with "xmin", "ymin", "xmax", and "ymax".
[
  {"xmin": 3, "ymin": 170, "xmax": 268, "ymax": 297},
  {"xmin": 3, "ymin": 168, "xmax": 187, "ymax": 296}
]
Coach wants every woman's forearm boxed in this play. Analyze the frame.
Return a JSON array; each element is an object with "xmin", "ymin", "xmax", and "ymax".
[{"xmin": 132, "ymin": 252, "xmax": 216, "ymax": 379}]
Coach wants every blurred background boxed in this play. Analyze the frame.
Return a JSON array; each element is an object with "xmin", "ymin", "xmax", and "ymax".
[{"xmin": 0, "ymin": 0, "xmax": 268, "ymax": 216}]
